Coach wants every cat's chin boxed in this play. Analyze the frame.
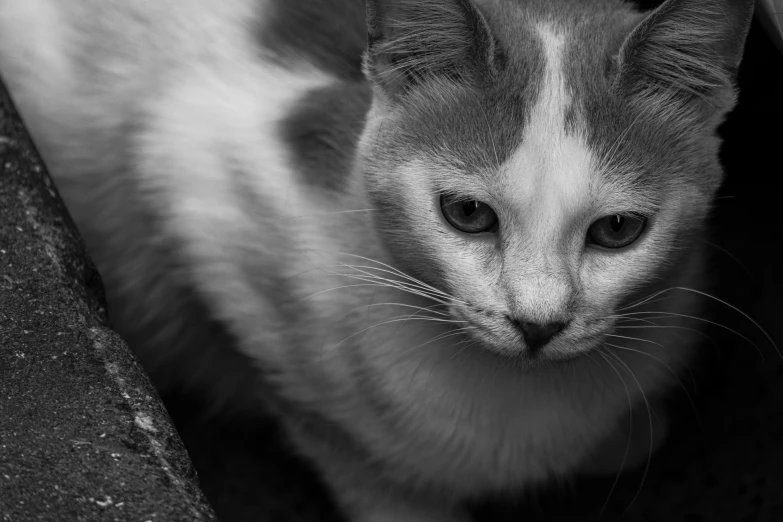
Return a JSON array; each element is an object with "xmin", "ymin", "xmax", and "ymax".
[
  {"xmin": 511, "ymin": 348, "xmax": 593, "ymax": 371},
  {"xmin": 466, "ymin": 335, "xmax": 595, "ymax": 371},
  {"xmin": 450, "ymin": 309, "xmax": 601, "ymax": 369}
]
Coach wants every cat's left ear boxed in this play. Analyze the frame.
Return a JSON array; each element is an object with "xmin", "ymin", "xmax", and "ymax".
[
  {"xmin": 364, "ymin": 0, "xmax": 500, "ymax": 101},
  {"xmin": 616, "ymin": 0, "xmax": 754, "ymax": 108}
]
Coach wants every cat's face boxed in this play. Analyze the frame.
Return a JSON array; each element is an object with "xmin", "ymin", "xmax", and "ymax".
[{"xmin": 359, "ymin": 0, "xmax": 752, "ymax": 362}]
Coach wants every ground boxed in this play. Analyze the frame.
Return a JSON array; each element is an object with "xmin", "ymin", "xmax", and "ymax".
[{"xmin": 0, "ymin": 77, "xmax": 216, "ymax": 522}]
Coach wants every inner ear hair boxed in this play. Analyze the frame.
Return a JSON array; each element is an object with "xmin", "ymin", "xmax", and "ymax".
[
  {"xmin": 364, "ymin": 0, "xmax": 500, "ymax": 99},
  {"xmin": 615, "ymin": 0, "xmax": 755, "ymax": 104}
]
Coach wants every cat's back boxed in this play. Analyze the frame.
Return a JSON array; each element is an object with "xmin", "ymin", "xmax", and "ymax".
[
  {"xmin": 0, "ymin": 0, "xmax": 365, "ymax": 157},
  {"xmin": 0, "ymin": 0, "xmax": 365, "ymax": 99},
  {"xmin": 0, "ymin": 0, "xmax": 369, "ymax": 395}
]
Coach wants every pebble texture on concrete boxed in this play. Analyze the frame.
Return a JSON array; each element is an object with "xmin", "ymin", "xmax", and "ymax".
[{"xmin": 0, "ymin": 78, "xmax": 217, "ymax": 520}]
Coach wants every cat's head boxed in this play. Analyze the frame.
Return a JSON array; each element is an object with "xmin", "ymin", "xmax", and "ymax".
[{"xmin": 357, "ymin": 0, "xmax": 753, "ymax": 362}]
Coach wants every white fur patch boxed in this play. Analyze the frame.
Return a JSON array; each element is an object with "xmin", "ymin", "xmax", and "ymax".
[
  {"xmin": 501, "ymin": 24, "xmax": 594, "ymax": 233},
  {"xmin": 137, "ymin": 56, "xmax": 336, "ymax": 351},
  {"xmin": 0, "ymin": 0, "xmax": 70, "ymax": 81},
  {"xmin": 0, "ymin": 0, "xmax": 78, "ymax": 149}
]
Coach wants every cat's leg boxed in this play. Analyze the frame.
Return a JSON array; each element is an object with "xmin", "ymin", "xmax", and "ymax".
[{"xmin": 579, "ymin": 398, "xmax": 671, "ymax": 476}]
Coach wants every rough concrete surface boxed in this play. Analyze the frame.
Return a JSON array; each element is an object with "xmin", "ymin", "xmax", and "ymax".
[{"xmin": 0, "ymin": 78, "xmax": 217, "ymax": 520}]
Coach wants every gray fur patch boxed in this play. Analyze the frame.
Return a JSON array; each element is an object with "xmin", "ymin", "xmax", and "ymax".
[
  {"xmin": 365, "ymin": 0, "xmax": 503, "ymax": 97},
  {"xmin": 255, "ymin": 0, "xmax": 367, "ymax": 80},
  {"xmin": 280, "ymin": 83, "xmax": 372, "ymax": 192},
  {"xmin": 559, "ymin": 0, "xmax": 750, "ymax": 196},
  {"xmin": 371, "ymin": 2, "xmax": 548, "ymax": 172},
  {"xmin": 358, "ymin": 1, "xmax": 548, "ymax": 289}
]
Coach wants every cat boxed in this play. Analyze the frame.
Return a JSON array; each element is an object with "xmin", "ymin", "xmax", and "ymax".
[{"xmin": 0, "ymin": 0, "xmax": 755, "ymax": 520}]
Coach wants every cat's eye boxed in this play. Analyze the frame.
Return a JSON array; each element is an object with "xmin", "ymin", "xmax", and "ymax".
[
  {"xmin": 440, "ymin": 195, "xmax": 498, "ymax": 234},
  {"xmin": 587, "ymin": 214, "xmax": 647, "ymax": 249}
]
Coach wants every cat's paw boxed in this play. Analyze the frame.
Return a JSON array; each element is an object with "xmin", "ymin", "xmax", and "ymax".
[{"xmin": 580, "ymin": 401, "xmax": 670, "ymax": 477}]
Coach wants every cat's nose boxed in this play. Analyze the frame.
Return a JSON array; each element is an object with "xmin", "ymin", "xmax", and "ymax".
[{"xmin": 509, "ymin": 318, "xmax": 568, "ymax": 351}]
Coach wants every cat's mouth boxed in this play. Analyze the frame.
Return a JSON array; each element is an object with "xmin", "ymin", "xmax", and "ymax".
[{"xmin": 450, "ymin": 305, "xmax": 597, "ymax": 365}]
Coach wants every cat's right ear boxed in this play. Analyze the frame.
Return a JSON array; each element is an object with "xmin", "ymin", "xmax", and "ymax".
[{"xmin": 364, "ymin": 0, "xmax": 500, "ymax": 101}]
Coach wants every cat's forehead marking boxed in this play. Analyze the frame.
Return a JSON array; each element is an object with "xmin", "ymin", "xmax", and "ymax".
[{"xmin": 500, "ymin": 23, "xmax": 593, "ymax": 228}]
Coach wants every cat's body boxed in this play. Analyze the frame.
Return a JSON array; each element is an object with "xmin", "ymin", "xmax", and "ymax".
[{"xmin": 0, "ymin": 0, "xmax": 753, "ymax": 520}]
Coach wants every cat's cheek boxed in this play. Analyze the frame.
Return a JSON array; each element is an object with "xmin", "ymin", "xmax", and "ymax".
[{"xmin": 580, "ymin": 239, "xmax": 665, "ymax": 308}]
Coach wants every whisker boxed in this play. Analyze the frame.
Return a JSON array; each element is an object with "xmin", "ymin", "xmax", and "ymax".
[
  {"xmin": 616, "ymin": 310, "xmax": 765, "ymax": 361},
  {"xmin": 668, "ymin": 286, "xmax": 781, "ymax": 362},
  {"xmin": 338, "ymin": 302, "xmax": 449, "ymax": 322},
  {"xmin": 328, "ymin": 315, "xmax": 467, "ymax": 351},
  {"xmin": 288, "ymin": 208, "xmax": 378, "ymax": 220},
  {"xmin": 444, "ymin": 338, "xmax": 484, "ymax": 380},
  {"xmin": 290, "ymin": 250, "xmax": 467, "ymax": 312},
  {"xmin": 396, "ymin": 328, "xmax": 472, "ymax": 359},
  {"xmin": 604, "ymin": 333, "xmax": 665, "ymax": 349},
  {"xmin": 595, "ymin": 348, "xmax": 634, "ymax": 518},
  {"xmin": 612, "ymin": 322, "xmax": 716, "ymax": 385},
  {"xmin": 696, "ymin": 239, "xmax": 755, "ymax": 281},
  {"xmin": 404, "ymin": 327, "xmax": 478, "ymax": 388},
  {"xmin": 331, "ymin": 264, "xmax": 457, "ymax": 303},
  {"xmin": 614, "ymin": 323, "xmax": 719, "ymax": 351},
  {"xmin": 602, "ymin": 348, "xmax": 654, "ymax": 518},
  {"xmin": 608, "ymin": 316, "xmax": 660, "ymax": 326},
  {"xmin": 448, "ymin": 337, "xmax": 480, "ymax": 362},
  {"xmin": 619, "ymin": 296, "xmax": 674, "ymax": 312},
  {"xmin": 393, "ymin": 303, "xmax": 453, "ymax": 334},
  {"xmin": 604, "ymin": 342, "xmax": 700, "ymax": 428},
  {"xmin": 614, "ymin": 285, "xmax": 778, "ymax": 361},
  {"xmin": 305, "ymin": 260, "xmax": 458, "ymax": 305},
  {"xmin": 299, "ymin": 282, "xmax": 416, "ymax": 302},
  {"xmin": 616, "ymin": 288, "xmax": 675, "ymax": 312},
  {"xmin": 331, "ymin": 271, "xmax": 455, "ymax": 305},
  {"xmin": 328, "ymin": 251, "xmax": 463, "ymax": 302},
  {"xmin": 314, "ymin": 266, "xmax": 453, "ymax": 305}
]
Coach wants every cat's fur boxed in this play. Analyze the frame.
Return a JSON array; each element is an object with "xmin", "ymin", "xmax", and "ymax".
[{"xmin": 0, "ymin": 0, "xmax": 754, "ymax": 520}]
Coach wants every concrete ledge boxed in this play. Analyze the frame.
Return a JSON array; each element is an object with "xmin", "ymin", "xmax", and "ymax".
[{"xmin": 0, "ymin": 79, "xmax": 217, "ymax": 521}]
